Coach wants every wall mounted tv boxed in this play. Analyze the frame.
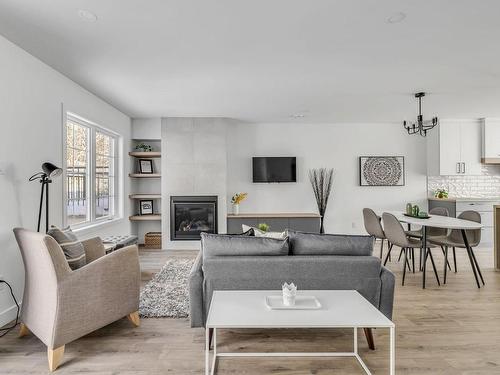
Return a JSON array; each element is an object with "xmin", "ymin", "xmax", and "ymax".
[{"xmin": 252, "ymin": 157, "xmax": 297, "ymax": 183}]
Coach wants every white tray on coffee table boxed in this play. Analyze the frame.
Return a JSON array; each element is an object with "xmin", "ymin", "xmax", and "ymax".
[{"xmin": 265, "ymin": 295, "xmax": 321, "ymax": 310}]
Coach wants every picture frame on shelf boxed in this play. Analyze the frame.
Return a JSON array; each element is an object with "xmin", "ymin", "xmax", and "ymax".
[
  {"xmin": 138, "ymin": 159, "xmax": 154, "ymax": 174},
  {"xmin": 140, "ymin": 200, "xmax": 154, "ymax": 215}
]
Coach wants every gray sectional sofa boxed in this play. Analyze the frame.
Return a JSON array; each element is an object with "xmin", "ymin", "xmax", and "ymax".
[{"xmin": 189, "ymin": 230, "xmax": 395, "ymax": 347}]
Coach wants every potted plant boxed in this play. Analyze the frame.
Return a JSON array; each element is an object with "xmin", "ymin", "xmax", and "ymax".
[
  {"xmin": 434, "ymin": 189, "xmax": 449, "ymax": 199},
  {"xmin": 257, "ymin": 223, "xmax": 269, "ymax": 232},
  {"xmin": 231, "ymin": 192, "xmax": 248, "ymax": 215},
  {"xmin": 309, "ymin": 168, "xmax": 334, "ymax": 233},
  {"xmin": 135, "ymin": 142, "xmax": 153, "ymax": 152}
]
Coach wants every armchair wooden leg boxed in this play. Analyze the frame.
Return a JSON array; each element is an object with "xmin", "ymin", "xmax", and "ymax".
[
  {"xmin": 19, "ymin": 323, "xmax": 29, "ymax": 338},
  {"xmin": 48, "ymin": 345, "xmax": 64, "ymax": 372},
  {"xmin": 363, "ymin": 328, "xmax": 375, "ymax": 350},
  {"xmin": 127, "ymin": 311, "xmax": 140, "ymax": 327}
]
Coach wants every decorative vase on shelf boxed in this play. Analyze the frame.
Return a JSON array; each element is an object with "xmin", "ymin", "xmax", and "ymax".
[{"xmin": 233, "ymin": 204, "xmax": 240, "ymax": 215}]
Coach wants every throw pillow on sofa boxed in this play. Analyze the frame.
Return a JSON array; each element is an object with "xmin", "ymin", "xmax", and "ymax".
[
  {"xmin": 201, "ymin": 232, "xmax": 289, "ymax": 258},
  {"xmin": 287, "ymin": 230, "xmax": 373, "ymax": 256},
  {"xmin": 47, "ymin": 226, "xmax": 86, "ymax": 270},
  {"xmin": 241, "ymin": 224, "xmax": 287, "ymax": 239}
]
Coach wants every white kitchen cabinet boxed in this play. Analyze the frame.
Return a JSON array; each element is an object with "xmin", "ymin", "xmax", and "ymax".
[
  {"xmin": 481, "ymin": 118, "xmax": 500, "ymax": 164},
  {"xmin": 427, "ymin": 119, "xmax": 482, "ymax": 176}
]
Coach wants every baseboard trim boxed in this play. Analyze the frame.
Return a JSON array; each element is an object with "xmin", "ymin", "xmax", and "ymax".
[{"xmin": 0, "ymin": 301, "xmax": 22, "ymax": 329}]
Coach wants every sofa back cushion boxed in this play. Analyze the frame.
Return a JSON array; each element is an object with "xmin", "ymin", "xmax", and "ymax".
[
  {"xmin": 201, "ymin": 233, "xmax": 289, "ymax": 259},
  {"xmin": 287, "ymin": 230, "xmax": 373, "ymax": 256}
]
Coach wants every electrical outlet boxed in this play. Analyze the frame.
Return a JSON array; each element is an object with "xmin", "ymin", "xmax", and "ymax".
[{"xmin": 352, "ymin": 222, "xmax": 357, "ymax": 229}]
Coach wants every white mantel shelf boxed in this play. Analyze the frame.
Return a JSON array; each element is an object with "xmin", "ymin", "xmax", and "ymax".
[{"xmin": 227, "ymin": 213, "xmax": 321, "ymax": 218}]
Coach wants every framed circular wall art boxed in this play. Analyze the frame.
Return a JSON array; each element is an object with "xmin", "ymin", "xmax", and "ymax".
[{"xmin": 359, "ymin": 156, "xmax": 405, "ymax": 186}]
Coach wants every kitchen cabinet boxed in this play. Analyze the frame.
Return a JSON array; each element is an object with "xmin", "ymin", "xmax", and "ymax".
[
  {"xmin": 427, "ymin": 119, "xmax": 482, "ymax": 176},
  {"xmin": 481, "ymin": 118, "xmax": 500, "ymax": 164}
]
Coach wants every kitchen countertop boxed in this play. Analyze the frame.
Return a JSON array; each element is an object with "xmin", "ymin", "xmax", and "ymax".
[{"xmin": 428, "ymin": 197, "xmax": 500, "ymax": 202}]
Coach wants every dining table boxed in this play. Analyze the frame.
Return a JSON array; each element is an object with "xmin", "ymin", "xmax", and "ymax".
[{"xmin": 386, "ymin": 211, "xmax": 484, "ymax": 289}]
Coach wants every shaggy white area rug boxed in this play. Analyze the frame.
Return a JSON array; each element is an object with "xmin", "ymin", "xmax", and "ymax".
[{"xmin": 139, "ymin": 257, "xmax": 195, "ymax": 318}]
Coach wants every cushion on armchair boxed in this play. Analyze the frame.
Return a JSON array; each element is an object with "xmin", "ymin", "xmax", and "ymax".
[{"xmin": 47, "ymin": 226, "xmax": 86, "ymax": 269}]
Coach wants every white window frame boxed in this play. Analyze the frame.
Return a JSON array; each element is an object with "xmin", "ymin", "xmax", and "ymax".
[{"xmin": 63, "ymin": 111, "xmax": 122, "ymax": 230}]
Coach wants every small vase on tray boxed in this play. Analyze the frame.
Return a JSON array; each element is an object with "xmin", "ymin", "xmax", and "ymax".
[{"xmin": 282, "ymin": 282, "xmax": 297, "ymax": 306}]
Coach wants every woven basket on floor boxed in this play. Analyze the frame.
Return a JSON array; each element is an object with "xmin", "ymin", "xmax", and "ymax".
[{"xmin": 144, "ymin": 232, "xmax": 162, "ymax": 249}]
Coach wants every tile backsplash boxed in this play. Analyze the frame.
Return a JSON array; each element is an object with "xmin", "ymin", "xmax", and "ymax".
[{"xmin": 428, "ymin": 165, "xmax": 500, "ymax": 198}]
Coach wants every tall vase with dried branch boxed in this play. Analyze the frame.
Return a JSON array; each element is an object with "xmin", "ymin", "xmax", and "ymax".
[{"xmin": 308, "ymin": 168, "xmax": 334, "ymax": 234}]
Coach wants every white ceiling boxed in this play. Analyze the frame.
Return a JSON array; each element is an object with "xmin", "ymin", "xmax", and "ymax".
[{"xmin": 1, "ymin": 0, "xmax": 500, "ymax": 123}]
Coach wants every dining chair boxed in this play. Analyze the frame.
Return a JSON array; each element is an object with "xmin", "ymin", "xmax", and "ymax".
[
  {"xmin": 429, "ymin": 210, "xmax": 483, "ymax": 285},
  {"xmin": 382, "ymin": 213, "xmax": 441, "ymax": 286},
  {"xmin": 405, "ymin": 206, "xmax": 451, "ymax": 271},
  {"xmin": 363, "ymin": 208, "xmax": 390, "ymax": 259}
]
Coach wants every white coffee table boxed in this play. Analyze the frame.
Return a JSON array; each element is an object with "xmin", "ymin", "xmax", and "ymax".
[{"xmin": 205, "ymin": 290, "xmax": 395, "ymax": 375}]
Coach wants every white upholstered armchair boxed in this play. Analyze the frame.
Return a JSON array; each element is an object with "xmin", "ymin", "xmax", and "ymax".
[{"xmin": 13, "ymin": 228, "xmax": 141, "ymax": 371}]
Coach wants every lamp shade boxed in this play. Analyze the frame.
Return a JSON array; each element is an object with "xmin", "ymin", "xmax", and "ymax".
[{"xmin": 42, "ymin": 162, "xmax": 62, "ymax": 178}]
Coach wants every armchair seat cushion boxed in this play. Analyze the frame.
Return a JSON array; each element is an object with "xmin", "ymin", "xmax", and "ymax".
[{"xmin": 47, "ymin": 226, "xmax": 86, "ymax": 270}]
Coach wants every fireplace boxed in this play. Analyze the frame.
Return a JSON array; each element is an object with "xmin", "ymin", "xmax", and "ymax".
[{"xmin": 170, "ymin": 196, "xmax": 218, "ymax": 240}]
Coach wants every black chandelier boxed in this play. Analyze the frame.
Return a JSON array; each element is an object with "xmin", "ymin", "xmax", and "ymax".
[{"xmin": 403, "ymin": 92, "xmax": 438, "ymax": 137}]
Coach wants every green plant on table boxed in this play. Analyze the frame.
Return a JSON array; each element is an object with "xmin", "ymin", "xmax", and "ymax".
[{"xmin": 257, "ymin": 223, "xmax": 269, "ymax": 232}]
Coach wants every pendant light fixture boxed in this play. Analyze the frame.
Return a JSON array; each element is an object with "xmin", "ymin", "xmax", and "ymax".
[{"xmin": 403, "ymin": 92, "xmax": 438, "ymax": 137}]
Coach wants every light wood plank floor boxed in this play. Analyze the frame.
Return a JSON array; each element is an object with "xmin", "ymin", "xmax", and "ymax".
[{"xmin": 1, "ymin": 245, "xmax": 500, "ymax": 374}]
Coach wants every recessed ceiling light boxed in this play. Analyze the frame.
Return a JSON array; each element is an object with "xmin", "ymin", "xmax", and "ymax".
[
  {"xmin": 387, "ymin": 12, "xmax": 406, "ymax": 24},
  {"xmin": 78, "ymin": 9, "xmax": 98, "ymax": 22}
]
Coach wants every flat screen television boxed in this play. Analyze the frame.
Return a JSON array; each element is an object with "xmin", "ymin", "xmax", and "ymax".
[{"xmin": 252, "ymin": 157, "xmax": 297, "ymax": 183}]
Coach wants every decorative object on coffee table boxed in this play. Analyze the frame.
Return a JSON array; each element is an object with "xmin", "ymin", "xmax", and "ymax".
[
  {"xmin": 231, "ymin": 192, "xmax": 247, "ymax": 215},
  {"xmin": 139, "ymin": 159, "xmax": 154, "ymax": 174},
  {"xmin": 359, "ymin": 156, "xmax": 404, "ymax": 186},
  {"xmin": 140, "ymin": 199, "xmax": 154, "ymax": 215},
  {"xmin": 282, "ymin": 282, "xmax": 297, "ymax": 306},
  {"xmin": 308, "ymin": 168, "xmax": 334, "ymax": 233}
]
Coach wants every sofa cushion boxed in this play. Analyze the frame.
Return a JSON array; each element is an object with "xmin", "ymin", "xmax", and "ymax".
[
  {"xmin": 201, "ymin": 233, "xmax": 289, "ymax": 259},
  {"xmin": 287, "ymin": 230, "xmax": 373, "ymax": 256},
  {"xmin": 47, "ymin": 226, "xmax": 86, "ymax": 269}
]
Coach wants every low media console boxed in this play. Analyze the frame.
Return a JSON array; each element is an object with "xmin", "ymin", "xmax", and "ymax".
[{"xmin": 226, "ymin": 213, "xmax": 321, "ymax": 234}]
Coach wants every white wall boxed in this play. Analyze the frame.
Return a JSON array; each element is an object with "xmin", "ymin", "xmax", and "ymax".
[
  {"xmin": 161, "ymin": 118, "xmax": 229, "ymax": 249},
  {"xmin": 0, "ymin": 35, "xmax": 131, "ymax": 327},
  {"xmin": 227, "ymin": 122, "xmax": 428, "ymax": 234}
]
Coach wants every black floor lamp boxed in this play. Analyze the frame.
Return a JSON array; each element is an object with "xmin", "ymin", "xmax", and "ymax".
[{"xmin": 29, "ymin": 162, "xmax": 62, "ymax": 233}]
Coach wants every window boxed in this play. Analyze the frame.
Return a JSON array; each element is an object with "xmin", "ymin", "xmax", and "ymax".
[{"xmin": 64, "ymin": 113, "xmax": 120, "ymax": 228}]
